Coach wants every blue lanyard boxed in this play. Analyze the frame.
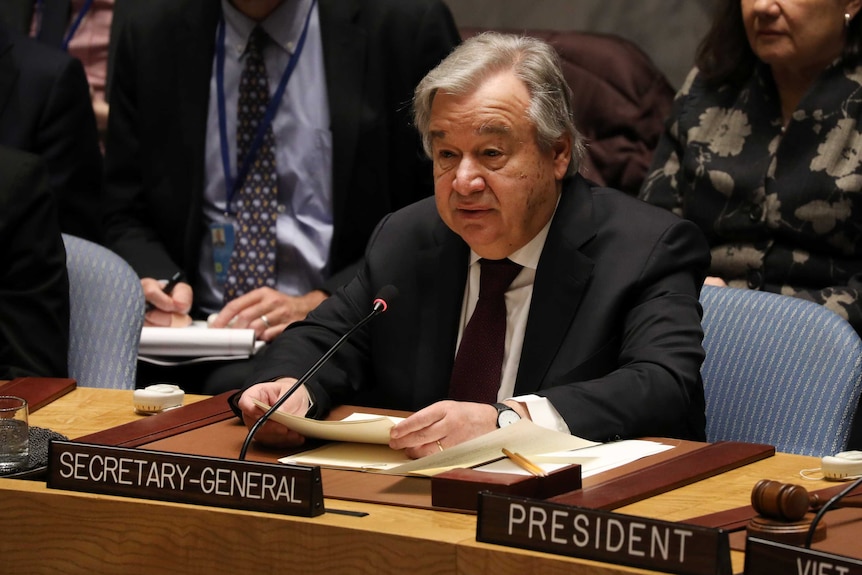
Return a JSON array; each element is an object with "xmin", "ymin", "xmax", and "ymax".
[
  {"xmin": 34, "ymin": 0, "xmax": 95, "ymax": 50},
  {"xmin": 63, "ymin": 0, "xmax": 94, "ymax": 50},
  {"xmin": 216, "ymin": 0, "xmax": 316, "ymax": 215}
]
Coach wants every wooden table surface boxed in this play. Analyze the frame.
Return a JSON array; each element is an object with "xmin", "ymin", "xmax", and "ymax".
[{"xmin": 0, "ymin": 387, "xmax": 838, "ymax": 574}]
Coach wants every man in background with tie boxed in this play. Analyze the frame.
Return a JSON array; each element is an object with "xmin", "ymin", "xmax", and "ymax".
[
  {"xmin": 103, "ymin": 0, "xmax": 460, "ymax": 392},
  {"xmin": 236, "ymin": 32, "xmax": 711, "ymax": 457}
]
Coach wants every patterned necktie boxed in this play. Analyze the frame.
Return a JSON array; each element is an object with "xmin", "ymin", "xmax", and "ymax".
[
  {"xmin": 224, "ymin": 27, "xmax": 278, "ymax": 303},
  {"xmin": 448, "ymin": 258, "xmax": 523, "ymax": 403}
]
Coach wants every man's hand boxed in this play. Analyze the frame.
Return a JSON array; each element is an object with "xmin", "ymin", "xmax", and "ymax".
[
  {"xmin": 389, "ymin": 400, "xmax": 529, "ymax": 458},
  {"xmin": 142, "ymin": 278, "xmax": 193, "ymax": 327},
  {"xmin": 209, "ymin": 287, "xmax": 328, "ymax": 341},
  {"xmin": 237, "ymin": 378, "xmax": 312, "ymax": 448}
]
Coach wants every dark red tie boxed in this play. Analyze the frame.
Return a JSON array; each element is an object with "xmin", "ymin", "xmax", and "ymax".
[{"xmin": 448, "ymin": 258, "xmax": 522, "ymax": 402}]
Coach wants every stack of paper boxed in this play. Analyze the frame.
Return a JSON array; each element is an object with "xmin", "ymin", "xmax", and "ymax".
[
  {"xmin": 139, "ymin": 323, "xmax": 264, "ymax": 366},
  {"xmin": 259, "ymin": 404, "xmax": 675, "ymax": 477}
]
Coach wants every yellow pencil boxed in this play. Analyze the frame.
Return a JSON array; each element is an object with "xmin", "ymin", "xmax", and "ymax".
[{"xmin": 502, "ymin": 448, "xmax": 547, "ymax": 477}]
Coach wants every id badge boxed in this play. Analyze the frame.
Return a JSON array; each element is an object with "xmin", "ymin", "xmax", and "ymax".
[{"xmin": 210, "ymin": 222, "xmax": 235, "ymax": 284}]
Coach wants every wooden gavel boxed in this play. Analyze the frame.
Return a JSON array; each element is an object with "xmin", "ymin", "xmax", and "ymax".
[{"xmin": 751, "ymin": 479, "xmax": 862, "ymax": 521}]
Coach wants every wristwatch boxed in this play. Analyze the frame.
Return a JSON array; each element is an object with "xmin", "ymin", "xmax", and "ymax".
[{"xmin": 494, "ymin": 403, "xmax": 521, "ymax": 428}]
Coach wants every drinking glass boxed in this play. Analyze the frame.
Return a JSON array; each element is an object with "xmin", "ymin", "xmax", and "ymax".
[{"xmin": 0, "ymin": 396, "xmax": 29, "ymax": 472}]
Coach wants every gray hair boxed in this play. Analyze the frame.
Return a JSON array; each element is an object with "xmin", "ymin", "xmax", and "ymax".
[{"xmin": 413, "ymin": 32, "xmax": 586, "ymax": 177}]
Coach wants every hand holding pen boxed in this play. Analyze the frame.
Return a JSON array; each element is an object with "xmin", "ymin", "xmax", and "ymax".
[
  {"xmin": 144, "ymin": 271, "xmax": 183, "ymax": 313},
  {"xmin": 142, "ymin": 272, "xmax": 193, "ymax": 327}
]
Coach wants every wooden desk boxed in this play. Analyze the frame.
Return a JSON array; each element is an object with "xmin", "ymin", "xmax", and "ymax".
[{"xmin": 0, "ymin": 388, "xmax": 837, "ymax": 574}]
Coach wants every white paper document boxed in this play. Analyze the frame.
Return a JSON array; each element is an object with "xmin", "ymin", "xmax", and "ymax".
[
  {"xmin": 265, "ymin": 404, "xmax": 676, "ymax": 477},
  {"xmin": 476, "ymin": 439, "xmax": 674, "ymax": 478},
  {"xmin": 254, "ymin": 402, "xmax": 403, "ymax": 444},
  {"xmin": 138, "ymin": 322, "xmax": 264, "ymax": 365},
  {"xmin": 278, "ymin": 418, "xmax": 600, "ymax": 476},
  {"xmin": 385, "ymin": 419, "xmax": 598, "ymax": 475},
  {"xmin": 278, "ymin": 421, "xmax": 674, "ymax": 478}
]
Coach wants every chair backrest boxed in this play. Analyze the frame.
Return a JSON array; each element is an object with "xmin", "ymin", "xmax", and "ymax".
[
  {"xmin": 700, "ymin": 286, "xmax": 862, "ymax": 456},
  {"xmin": 63, "ymin": 234, "xmax": 144, "ymax": 389}
]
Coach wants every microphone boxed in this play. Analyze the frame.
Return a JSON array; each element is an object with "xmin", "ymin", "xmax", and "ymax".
[{"xmin": 238, "ymin": 285, "xmax": 399, "ymax": 460}]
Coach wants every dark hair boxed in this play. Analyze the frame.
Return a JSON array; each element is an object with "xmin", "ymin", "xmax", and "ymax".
[{"xmin": 696, "ymin": 0, "xmax": 862, "ymax": 89}]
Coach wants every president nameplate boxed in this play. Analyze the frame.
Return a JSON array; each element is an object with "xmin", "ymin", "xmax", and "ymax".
[
  {"xmin": 477, "ymin": 493, "xmax": 731, "ymax": 575},
  {"xmin": 47, "ymin": 441, "xmax": 324, "ymax": 517}
]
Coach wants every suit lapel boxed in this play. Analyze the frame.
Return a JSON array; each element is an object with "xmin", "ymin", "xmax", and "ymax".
[
  {"xmin": 413, "ymin": 224, "xmax": 468, "ymax": 405},
  {"xmin": 176, "ymin": 0, "xmax": 220, "ymax": 263},
  {"xmin": 318, "ymin": 0, "xmax": 364, "ymax": 237},
  {"xmin": 515, "ymin": 177, "xmax": 597, "ymax": 394}
]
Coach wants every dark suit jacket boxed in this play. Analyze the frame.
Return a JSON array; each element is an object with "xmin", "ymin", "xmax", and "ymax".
[
  {"xmin": 0, "ymin": 146, "xmax": 69, "ymax": 380},
  {"xmin": 0, "ymin": 25, "xmax": 103, "ymax": 242},
  {"xmin": 0, "ymin": 0, "xmax": 69, "ymax": 47},
  {"xmin": 103, "ymin": 0, "xmax": 460, "ymax": 304},
  {"xmin": 251, "ymin": 176, "xmax": 712, "ymax": 443},
  {"xmin": 0, "ymin": 0, "xmax": 126, "ymax": 100}
]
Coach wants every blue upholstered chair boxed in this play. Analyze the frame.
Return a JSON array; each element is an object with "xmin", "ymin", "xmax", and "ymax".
[
  {"xmin": 63, "ymin": 234, "xmax": 144, "ymax": 389},
  {"xmin": 699, "ymin": 285, "xmax": 862, "ymax": 456}
]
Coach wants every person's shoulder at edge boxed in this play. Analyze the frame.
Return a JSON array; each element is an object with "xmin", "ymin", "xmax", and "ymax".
[
  {"xmin": 1, "ymin": 23, "xmax": 76, "ymax": 74},
  {"xmin": 673, "ymin": 65, "xmax": 745, "ymax": 114}
]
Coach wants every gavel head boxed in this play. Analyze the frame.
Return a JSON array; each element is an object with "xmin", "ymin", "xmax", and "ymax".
[{"xmin": 751, "ymin": 479, "xmax": 819, "ymax": 522}]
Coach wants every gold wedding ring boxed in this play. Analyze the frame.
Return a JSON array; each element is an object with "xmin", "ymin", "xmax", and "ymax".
[
  {"xmin": 260, "ymin": 314, "xmax": 271, "ymax": 328},
  {"xmin": 436, "ymin": 440, "xmax": 444, "ymax": 452}
]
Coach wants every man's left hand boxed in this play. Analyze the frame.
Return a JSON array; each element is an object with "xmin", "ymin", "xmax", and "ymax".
[
  {"xmin": 209, "ymin": 287, "xmax": 328, "ymax": 341},
  {"xmin": 388, "ymin": 400, "xmax": 516, "ymax": 458}
]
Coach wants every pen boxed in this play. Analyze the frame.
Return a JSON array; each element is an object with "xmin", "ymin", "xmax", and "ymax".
[
  {"xmin": 144, "ymin": 271, "xmax": 183, "ymax": 313},
  {"xmin": 502, "ymin": 448, "xmax": 547, "ymax": 477}
]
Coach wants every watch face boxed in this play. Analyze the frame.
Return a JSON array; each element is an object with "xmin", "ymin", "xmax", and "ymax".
[{"xmin": 498, "ymin": 409, "xmax": 521, "ymax": 427}]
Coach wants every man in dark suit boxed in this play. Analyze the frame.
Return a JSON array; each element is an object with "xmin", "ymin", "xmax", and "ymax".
[
  {"xmin": 236, "ymin": 33, "xmax": 711, "ymax": 457},
  {"xmin": 0, "ymin": 0, "xmax": 125, "ymax": 139},
  {"xmin": 0, "ymin": 146, "xmax": 69, "ymax": 380},
  {"xmin": 0, "ymin": 24, "xmax": 103, "ymax": 242},
  {"xmin": 103, "ymin": 0, "xmax": 460, "ymax": 391}
]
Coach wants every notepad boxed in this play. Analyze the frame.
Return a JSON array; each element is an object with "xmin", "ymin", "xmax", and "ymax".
[{"xmin": 138, "ymin": 322, "xmax": 264, "ymax": 366}]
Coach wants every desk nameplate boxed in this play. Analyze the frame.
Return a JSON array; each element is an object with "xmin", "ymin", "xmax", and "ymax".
[
  {"xmin": 744, "ymin": 537, "xmax": 862, "ymax": 575},
  {"xmin": 47, "ymin": 441, "xmax": 324, "ymax": 517},
  {"xmin": 477, "ymin": 492, "xmax": 731, "ymax": 575}
]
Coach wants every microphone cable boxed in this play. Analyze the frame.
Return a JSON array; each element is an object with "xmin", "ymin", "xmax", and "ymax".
[{"xmin": 804, "ymin": 473, "xmax": 862, "ymax": 548}]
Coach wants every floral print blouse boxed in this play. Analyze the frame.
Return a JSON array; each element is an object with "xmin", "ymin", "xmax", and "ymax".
[{"xmin": 639, "ymin": 62, "xmax": 862, "ymax": 332}]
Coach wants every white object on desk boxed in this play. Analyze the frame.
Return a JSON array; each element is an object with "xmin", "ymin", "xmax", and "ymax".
[
  {"xmin": 138, "ymin": 322, "xmax": 264, "ymax": 366},
  {"xmin": 822, "ymin": 450, "xmax": 862, "ymax": 480},
  {"xmin": 133, "ymin": 384, "xmax": 185, "ymax": 415}
]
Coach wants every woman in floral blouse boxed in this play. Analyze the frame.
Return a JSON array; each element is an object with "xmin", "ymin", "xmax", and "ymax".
[{"xmin": 639, "ymin": 0, "xmax": 862, "ymax": 332}]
